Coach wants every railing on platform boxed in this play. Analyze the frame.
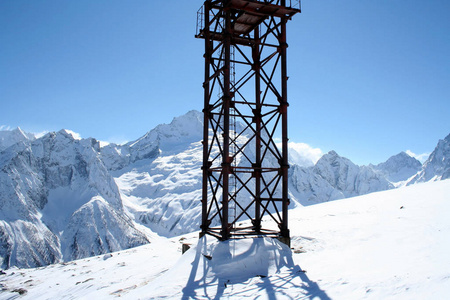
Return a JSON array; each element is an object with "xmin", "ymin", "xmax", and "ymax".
[
  {"xmin": 196, "ymin": 0, "xmax": 301, "ymax": 37},
  {"xmin": 291, "ymin": 0, "xmax": 301, "ymax": 11},
  {"xmin": 196, "ymin": 5, "xmax": 204, "ymax": 38}
]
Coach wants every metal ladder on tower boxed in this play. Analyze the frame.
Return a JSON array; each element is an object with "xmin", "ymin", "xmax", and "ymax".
[{"xmin": 230, "ymin": 44, "xmax": 237, "ymax": 234}]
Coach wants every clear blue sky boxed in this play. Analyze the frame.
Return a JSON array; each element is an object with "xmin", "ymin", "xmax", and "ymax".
[{"xmin": 1, "ymin": 0, "xmax": 449, "ymax": 165}]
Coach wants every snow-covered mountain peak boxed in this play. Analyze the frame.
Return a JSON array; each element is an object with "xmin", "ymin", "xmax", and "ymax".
[
  {"xmin": 373, "ymin": 151, "xmax": 422, "ymax": 183},
  {"xmin": 102, "ymin": 110, "xmax": 250, "ymax": 172},
  {"xmin": 40, "ymin": 129, "xmax": 74, "ymax": 143},
  {"xmin": 165, "ymin": 109, "xmax": 203, "ymax": 135},
  {"xmin": 13, "ymin": 127, "xmax": 34, "ymax": 139},
  {"xmin": 409, "ymin": 132, "xmax": 450, "ymax": 183},
  {"xmin": 0, "ymin": 127, "xmax": 152, "ymax": 268},
  {"xmin": 57, "ymin": 129, "xmax": 82, "ymax": 140},
  {"xmin": 289, "ymin": 149, "xmax": 393, "ymax": 205},
  {"xmin": 316, "ymin": 150, "xmax": 353, "ymax": 167},
  {"xmin": 128, "ymin": 110, "xmax": 203, "ymax": 153},
  {"xmin": 397, "ymin": 151, "xmax": 412, "ymax": 159},
  {"xmin": 314, "ymin": 151, "xmax": 359, "ymax": 189},
  {"xmin": 0, "ymin": 127, "xmax": 35, "ymax": 151},
  {"xmin": 99, "ymin": 110, "xmax": 204, "ymax": 170},
  {"xmin": 325, "ymin": 150, "xmax": 338, "ymax": 157}
]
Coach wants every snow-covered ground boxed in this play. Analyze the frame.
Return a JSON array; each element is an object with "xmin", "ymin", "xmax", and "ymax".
[{"xmin": 1, "ymin": 180, "xmax": 449, "ymax": 299}]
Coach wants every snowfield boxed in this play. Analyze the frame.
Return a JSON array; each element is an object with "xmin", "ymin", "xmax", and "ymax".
[{"xmin": 1, "ymin": 179, "xmax": 449, "ymax": 299}]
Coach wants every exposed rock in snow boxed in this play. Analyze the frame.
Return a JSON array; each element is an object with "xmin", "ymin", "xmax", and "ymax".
[{"xmin": 0, "ymin": 219, "xmax": 60, "ymax": 269}]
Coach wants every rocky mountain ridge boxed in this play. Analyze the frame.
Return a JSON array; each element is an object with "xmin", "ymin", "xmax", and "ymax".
[
  {"xmin": 407, "ymin": 133, "xmax": 450, "ymax": 184},
  {"xmin": 0, "ymin": 110, "xmax": 448, "ymax": 268},
  {"xmin": 371, "ymin": 151, "xmax": 422, "ymax": 183},
  {"xmin": 290, "ymin": 151, "xmax": 394, "ymax": 205},
  {"xmin": 0, "ymin": 130, "xmax": 149, "ymax": 269}
]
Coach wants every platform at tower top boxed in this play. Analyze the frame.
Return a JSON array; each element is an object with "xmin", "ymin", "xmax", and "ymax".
[{"xmin": 196, "ymin": 0, "xmax": 300, "ymax": 40}]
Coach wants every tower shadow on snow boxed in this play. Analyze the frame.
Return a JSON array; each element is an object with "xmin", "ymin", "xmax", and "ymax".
[{"xmin": 181, "ymin": 236, "xmax": 331, "ymax": 300}]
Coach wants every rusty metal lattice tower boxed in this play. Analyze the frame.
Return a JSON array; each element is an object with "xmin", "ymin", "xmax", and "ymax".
[{"xmin": 196, "ymin": 0, "xmax": 300, "ymax": 243}]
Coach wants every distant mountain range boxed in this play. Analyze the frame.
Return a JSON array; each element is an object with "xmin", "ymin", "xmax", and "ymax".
[{"xmin": 0, "ymin": 111, "xmax": 448, "ymax": 269}]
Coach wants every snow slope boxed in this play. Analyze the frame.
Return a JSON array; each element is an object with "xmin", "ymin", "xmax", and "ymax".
[
  {"xmin": 115, "ymin": 141, "xmax": 203, "ymax": 237},
  {"xmin": 1, "ymin": 179, "xmax": 449, "ymax": 299}
]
